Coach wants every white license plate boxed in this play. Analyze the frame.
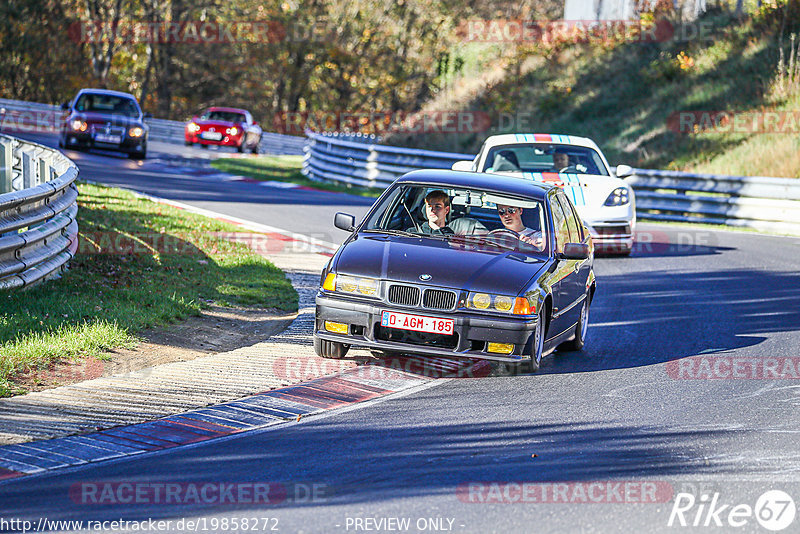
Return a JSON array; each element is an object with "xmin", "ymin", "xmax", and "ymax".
[
  {"xmin": 201, "ymin": 131, "xmax": 223, "ymax": 140},
  {"xmin": 94, "ymin": 134, "xmax": 121, "ymax": 144},
  {"xmin": 381, "ymin": 311, "xmax": 454, "ymax": 335}
]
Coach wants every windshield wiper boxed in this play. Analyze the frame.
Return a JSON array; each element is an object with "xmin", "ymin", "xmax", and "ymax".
[
  {"xmin": 362, "ymin": 229, "xmax": 419, "ymax": 238},
  {"xmin": 461, "ymin": 234, "xmax": 519, "ymax": 250}
]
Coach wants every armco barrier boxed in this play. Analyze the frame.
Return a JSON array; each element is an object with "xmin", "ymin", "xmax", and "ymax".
[
  {"xmin": 302, "ymin": 131, "xmax": 473, "ymax": 188},
  {"xmin": 0, "ymin": 98, "xmax": 305, "ymax": 156},
  {"xmin": 0, "ymin": 134, "xmax": 79, "ymax": 290},
  {"xmin": 302, "ymin": 131, "xmax": 800, "ymax": 236},
  {"xmin": 627, "ymin": 169, "xmax": 800, "ymax": 236}
]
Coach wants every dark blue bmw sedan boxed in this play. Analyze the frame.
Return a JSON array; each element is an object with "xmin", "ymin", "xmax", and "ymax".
[{"xmin": 314, "ymin": 170, "xmax": 595, "ymax": 372}]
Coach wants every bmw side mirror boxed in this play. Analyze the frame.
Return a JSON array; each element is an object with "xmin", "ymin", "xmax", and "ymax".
[
  {"xmin": 451, "ymin": 160, "xmax": 474, "ymax": 171},
  {"xmin": 615, "ymin": 164, "xmax": 634, "ymax": 178},
  {"xmin": 334, "ymin": 212, "xmax": 356, "ymax": 232},
  {"xmin": 61, "ymin": 102, "xmax": 70, "ymax": 110},
  {"xmin": 143, "ymin": 112, "xmax": 153, "ymax": 119},
  {"xmin": 561, "ymin": 243, "xmax": 589, "ymax": 260}
]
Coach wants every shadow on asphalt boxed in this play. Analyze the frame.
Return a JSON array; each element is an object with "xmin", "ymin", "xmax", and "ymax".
[{"xmin": 543, "ymin": 268, "xmax": 800, "ymax": 375}]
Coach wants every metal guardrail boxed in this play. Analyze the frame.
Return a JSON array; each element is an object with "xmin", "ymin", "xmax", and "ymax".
[
  {"xmin": 302, "ymin": 131, "xmax": 800, "ymax": 236},
  {"xmin": 302, "ymin": 131, "xmax": 474, "ymax": 188},
  {"xmin": 0, "ymin": 134, "xmax": 79, "ymax": 290},
  {"xmin": 628, "ymin": 169, "xmax": 800, "ymax": 236},
  {"xmin": 0, "ymin": 98, "xmax": 306, "ymax": 156}
]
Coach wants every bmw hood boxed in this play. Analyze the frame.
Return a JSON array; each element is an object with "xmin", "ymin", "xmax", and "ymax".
[{"xmin": 333, "ymin": 234, "xmax": 548, "ymax": 295}]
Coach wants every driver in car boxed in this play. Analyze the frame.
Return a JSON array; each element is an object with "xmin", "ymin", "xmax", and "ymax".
[
  {"xmin": 552, "ymin": 149, "xmax": 571, "ymax": 172},
  {"xmin": 411, "ymin": 190, "xmax": 487, "ymax": 235},
  {"xmin": 496, "ymin": 203, "xmax": 543, "ymax": 250}
]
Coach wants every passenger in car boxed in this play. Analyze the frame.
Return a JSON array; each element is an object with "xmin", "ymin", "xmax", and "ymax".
[{"xmin": 496, "ymin": 204, "xmax": 543, "ymax": 249}]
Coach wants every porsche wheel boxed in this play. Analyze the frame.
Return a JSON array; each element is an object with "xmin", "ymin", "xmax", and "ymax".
[{"xmin": 314, "ymin": 336, "xmax": 349, "ymax": 359}]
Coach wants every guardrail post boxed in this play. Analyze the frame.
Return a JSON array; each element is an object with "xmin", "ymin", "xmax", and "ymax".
[
  {"xmin": 39, "ymin": 155, "xmax": 48, "ymax": 185},
  {"xmin": 0, "ymin": 138, "xmax": 11, "ymax": 193},
  {"xmin": 22, "ymin": 150, "xmax": 34, "ymax": 189}
]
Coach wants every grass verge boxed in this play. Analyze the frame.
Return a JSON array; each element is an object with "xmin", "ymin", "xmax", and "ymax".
[
  {"xmin": 211, "ymin": 155, "xmax": 382, "ymax": 197},
  {"xmin": 0, "ymin": 182, "xmax": 298, "ymax": 397}
]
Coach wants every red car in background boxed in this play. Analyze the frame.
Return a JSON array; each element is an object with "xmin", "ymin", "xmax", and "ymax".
[{"xmin": 185, "ymin": 107, "xmax": 262, "ymax": 153}]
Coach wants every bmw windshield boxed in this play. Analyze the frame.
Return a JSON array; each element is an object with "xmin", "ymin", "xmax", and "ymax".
[{"xmin": 361, "ymin": 184, "xmax": 549, "ymax": 254}]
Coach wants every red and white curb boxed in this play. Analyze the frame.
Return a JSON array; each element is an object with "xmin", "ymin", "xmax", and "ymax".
[{"xmin": 0, "ymin": 357, "xmax": 491, "ymax": 481}]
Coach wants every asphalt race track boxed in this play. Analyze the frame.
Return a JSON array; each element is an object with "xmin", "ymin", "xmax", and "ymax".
[{"xmin": 1, "ymin": 133, "xmax": 800, "ymax": 533}]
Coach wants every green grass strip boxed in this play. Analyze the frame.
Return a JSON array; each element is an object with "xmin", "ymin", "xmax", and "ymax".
[{"xmin": 0, "ymin": 182, "xmax": 298, "ymax": 396}]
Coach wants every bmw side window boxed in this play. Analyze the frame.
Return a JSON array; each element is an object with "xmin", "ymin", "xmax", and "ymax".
[
  {"xmin": 550, "ymin": 196, "xmax": 570, "ymax": 254},
  {"xmin": 557, "ymin": 194, "xmax": 581, "ymax": 244}
]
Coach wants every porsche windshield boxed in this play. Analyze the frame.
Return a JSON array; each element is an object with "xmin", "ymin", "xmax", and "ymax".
[
  {"xmin": 482, "ymin": 143, "xmax": 609, "ymax": 176},
  {"xmin": 362, "ymin": 184, "xmax": 549, "ymax": 254}
]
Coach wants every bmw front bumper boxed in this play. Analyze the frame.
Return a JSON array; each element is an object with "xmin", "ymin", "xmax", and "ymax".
[{"xmin": 314, "ymin": 292, "xmax": 538, "ymax": 363}]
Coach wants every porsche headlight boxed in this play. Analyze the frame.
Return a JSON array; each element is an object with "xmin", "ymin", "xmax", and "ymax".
[
  {"xmin": 187, "ymin": 122, "xmax": 200, "ymax": 133},
  {"xmin": 467, "ymin": 292, "xmax": 532, "ymax": 315},
  {"xmin": 604, "ymin": 187, "xmax": 630, "ymax": 206},
  {"xmin": 226, "ymin": 126, "xmax": 238, "ymax": 135},
  {"xmin": 323, "ymin": 273, "xmax": 379, "ymax": 297}
]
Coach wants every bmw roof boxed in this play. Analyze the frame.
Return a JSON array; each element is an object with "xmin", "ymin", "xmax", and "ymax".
[{"xmin": 397, "ymin": 169, "xmax": 555, "ymax": 200}]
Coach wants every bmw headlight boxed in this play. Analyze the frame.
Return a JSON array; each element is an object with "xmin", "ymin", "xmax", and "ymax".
[
  {"xmin": 466, "ymin": 292, "xmax": 532, "ymax": 315},
  {"xmin": 322, "ymin": 273, "xmax": 379, "ymax": 297},
  {"xmin": 226, "ymin": 127, "xmax": 238, "ymax": 135},
  {"xmin": 71, "ymin": 119, "xmax": 87, "ymax": 132},
  {"xmin": 604, "ymin": 187, "xmax": 630, "ymax": 206},
  {"xmin": 129, "ymin": 126, "xmax": 144, "ymax": 138}
]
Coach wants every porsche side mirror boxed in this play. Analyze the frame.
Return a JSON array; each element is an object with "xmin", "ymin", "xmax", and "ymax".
[
  {"xmin": 451, "ymin": 160, "xmax": 474, "ymax": 171},
  {"xmin": 334, "ymin": 212, "xmax": 356, "ymax": 232},
  {"xmin": 561, "ymin": 243, "xmax": 589, "ymax": 260},
  {"xmin": 615, "ymin": 164, "xmax": 634, "ymax": 178}
]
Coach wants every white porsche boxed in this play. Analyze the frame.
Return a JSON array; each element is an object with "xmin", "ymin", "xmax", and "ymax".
[{"xmin": 453, "ymin": 133, "xmax": 636, "ymax": 255}]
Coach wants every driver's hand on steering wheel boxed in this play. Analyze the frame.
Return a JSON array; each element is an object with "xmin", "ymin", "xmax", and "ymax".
[{"xmin": 520, "ymin": 233, "xmax": 543, "ymax": 249}]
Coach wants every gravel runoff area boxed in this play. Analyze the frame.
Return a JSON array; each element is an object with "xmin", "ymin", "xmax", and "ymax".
[{"xmin": 0, "ymin": 252, "xmax": 367, "ymax": 445}]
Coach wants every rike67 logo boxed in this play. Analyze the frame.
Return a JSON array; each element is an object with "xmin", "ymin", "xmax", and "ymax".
[{"xmin": 668, "ymin": 490, "xmax": 796, "ymax": 531}]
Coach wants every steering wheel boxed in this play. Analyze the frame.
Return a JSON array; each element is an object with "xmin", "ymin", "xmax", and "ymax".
[{"xmin": 488, "ymin": 228, "xmax": 520, "ymax": 238}]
